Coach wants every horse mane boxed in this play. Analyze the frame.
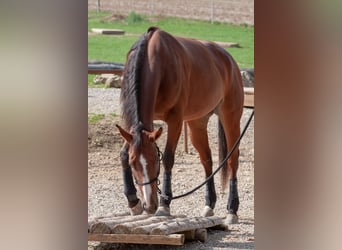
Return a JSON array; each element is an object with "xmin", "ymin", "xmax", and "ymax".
[{"xmin": 120, "ymin": 27, "xmax": 159, "ymax": 147}]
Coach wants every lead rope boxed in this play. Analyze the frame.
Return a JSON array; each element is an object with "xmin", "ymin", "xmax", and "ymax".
[{"xmin": 158, "ymin": 109, "xmax": 254, "ymax": 201}]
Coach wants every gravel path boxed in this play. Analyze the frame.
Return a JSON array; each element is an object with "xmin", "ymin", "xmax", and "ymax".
[
  {"xmin": 88, "ymin": 88, "xmax": 254, "ymax": 249},
  {"xmin": 88, "ymin": 88, "xmax": 122, "ymax": 115}
]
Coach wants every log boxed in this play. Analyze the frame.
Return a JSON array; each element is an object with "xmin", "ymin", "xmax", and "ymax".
[
  {"xmin": 90, "ymin": 211, "xmax": 130, "ymax": 220},
  {"xmin": 88, "ymin": 219, "xmax": 96, "ymax": 232},
  {"xmin": 88, "ymin": 233, "xmax": 185, "ymax": 245},
  {"xmin": 88, "ymin": 212, "xmax": 131, "ymax": 231},
  {"xmin": 90, "ymin": 214, "xmax": 151, "ymax": 234},
  {"xmin": 151, "ymin": 216, "xmax": 223, "ymax": 235},
  {"xmin": 97, "ymin": 214, "xmax": 151, "ymax": 223},
  {"xmin": 112, "ymin": 216, "xmax": 173, "ymax": 234},
  {"xmin": 90, "ymin": 222, "xmax": 111, "ymax": 234},
  {"xmin": 132, "ymin": 218, "xmax": 179, "ymax": 235},
  {"xmin": 88, "ymin": 61, "xmax": 124, "ymax": 75},
  {"xmin": 194, "ymin": 228, "xmax": 208, "ymax": 242},
  {"xmin": 181, "ymin": 228, "xmax": 207, "ymax": 242}
]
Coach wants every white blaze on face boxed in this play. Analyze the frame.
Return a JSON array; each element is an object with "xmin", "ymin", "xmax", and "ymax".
[{"xmin": 139, "ymin": 155, "xmax": 152, "ymax": 207}]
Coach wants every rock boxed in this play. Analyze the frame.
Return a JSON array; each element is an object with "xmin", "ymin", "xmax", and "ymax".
[
  {"xmin": 93, "ymin": 74, "xmax": 106, "ymax": 84},
  {"xmin": 105, "ymin": 75, "xmax": 122, "ymax": 88},
  {"xmin": 240, "ymin": 69, "xmax": 254, "ymax": 88},
  {"xmin": 93, "ymin": 74, "xmax": 123, "ymax": 88}
]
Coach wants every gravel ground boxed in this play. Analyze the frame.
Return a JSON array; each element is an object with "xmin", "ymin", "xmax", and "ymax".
[
  {"xmin": 88, "ymin": 88, "xmax": 254, "ymax": 249},
  {"xmin": 88, "ymin": 88, "xmax": 122, "ymax": 115}
]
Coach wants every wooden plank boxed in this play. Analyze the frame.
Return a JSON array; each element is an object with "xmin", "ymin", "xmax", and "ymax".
[
  {"xmin": 213, "ymin": 41, "xmax": 239, "ymax": 48},
  {"xmin": 91, "ymin": 28, "xmax": 125, "ymax": 35},
  {"xmin": 243, "ymin": 87, "xmax": 254, "ymax": 108},
  {"xmin": 88, "ymin": 233, "xmax": 185, "ymax": 245},
  {"xmin": 198, "ymin": 40, "xmax": 239, "ymax": 48}
]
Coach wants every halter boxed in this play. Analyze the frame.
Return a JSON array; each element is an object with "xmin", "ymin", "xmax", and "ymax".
[{"xmin": 133, "ymin": 143, "xmax": 163, "ymax": 191}]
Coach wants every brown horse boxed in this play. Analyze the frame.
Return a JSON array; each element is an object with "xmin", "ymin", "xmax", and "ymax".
[{"xmin": 116, "ymin": 27, "xmax": 244, "ymax": 224}]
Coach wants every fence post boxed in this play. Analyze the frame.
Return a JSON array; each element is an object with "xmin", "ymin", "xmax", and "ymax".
[
  {"xmin": 97, "ymin": 0, "xmax": 101, "ymax": 12},
  {"xmin": 210, "ymin": 0, "xmax": 214, "ymax": 24},
  {"xmin": 151, "ymin": 0, "xmax": 155, "ymax": 16}
]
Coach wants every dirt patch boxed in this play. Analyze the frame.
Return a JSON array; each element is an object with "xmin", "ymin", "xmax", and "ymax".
[{"xmin": 88, "ymin": 116, "xmax": 122, "ymax": 151}]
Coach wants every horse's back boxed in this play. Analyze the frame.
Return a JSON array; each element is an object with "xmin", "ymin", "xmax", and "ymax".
[{"xmin": 146, "ymin": 28, "xmax": 243, "ymax": 121}]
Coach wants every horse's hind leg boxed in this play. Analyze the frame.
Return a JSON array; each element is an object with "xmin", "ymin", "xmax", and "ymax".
[
  {"xmin": 187, "ymin": 116, "xmax": 217, "ymax": 217},
  {"xmin": 120, "ymin": 142, "xmax": 143, "ymax": 215}
]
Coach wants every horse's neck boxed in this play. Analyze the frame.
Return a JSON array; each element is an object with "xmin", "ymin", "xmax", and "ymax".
[{"xmin": 138, "ymin": 80, "xmax": 159, "ymax": 131}]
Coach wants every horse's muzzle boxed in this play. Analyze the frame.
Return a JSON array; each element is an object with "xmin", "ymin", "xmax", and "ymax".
[{"xmin": 143, "ymin": 201, "xmax": 158, "ymax": 214}]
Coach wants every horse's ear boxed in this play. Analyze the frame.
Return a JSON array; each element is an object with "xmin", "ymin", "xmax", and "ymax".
[
  {"xmin": 153, "ymin": 127, "xmax": 163, "ymax": 141},
  {"xmin": 116, "ymin": 124, "xmax": 133, "ymax": 143},
  {"xmin": 143, "ymin": 127, "xmax": 163, "ymax": 142}
]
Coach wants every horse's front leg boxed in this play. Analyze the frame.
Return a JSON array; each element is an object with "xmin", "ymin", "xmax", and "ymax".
[
  {"xmin": 187, "ymin": 117, "xmax": 216, "ymax": 217},
  {"xmin": 120, "ymin": 142, "xmax": 143, "ymax": 215},
  {"xmin": 155, "ymin": 119, "xmax": 183, "ymax": 216}
]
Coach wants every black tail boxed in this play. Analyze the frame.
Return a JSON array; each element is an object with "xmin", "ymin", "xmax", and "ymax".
[
  {"xmin": 218, "ymin": 118, "xmax": 229, "ymax": 191},
  {"xmin": 120, "ymin": 27, "xmax": 159, "ymax": 129}
]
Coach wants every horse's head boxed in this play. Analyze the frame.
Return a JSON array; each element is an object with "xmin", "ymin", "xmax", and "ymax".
[{"xmin": 116, "ymin": 124, "xmax": 163, "ymax": 214}]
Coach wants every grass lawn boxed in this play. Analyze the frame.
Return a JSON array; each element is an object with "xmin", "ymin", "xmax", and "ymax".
[{"xmin": 88, "ymin": 11, "xmax": 254, "ymax": 85}]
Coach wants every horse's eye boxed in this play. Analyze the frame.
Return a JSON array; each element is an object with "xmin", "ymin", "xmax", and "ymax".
[{"xmin": 129, "ymin": 155, "xmax": 136, "ymax": 165}]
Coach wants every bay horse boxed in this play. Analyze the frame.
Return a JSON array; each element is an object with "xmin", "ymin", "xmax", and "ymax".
[{"xmin": 116, "ymin": 27, "xmax": 244, "ymax": 224}]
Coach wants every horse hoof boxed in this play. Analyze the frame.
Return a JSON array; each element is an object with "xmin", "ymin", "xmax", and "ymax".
[
  {"xmin": 201, "ymin": 206, "xmax": 214, "ymax": 217},
  {"xmin": 129, "ymin": 200, "xmax": 143, "ymax": 215},
  {"xmin": 155, "ymin": 206, "xmax": 170, "ymax": 216},
  {"xmin": 225, "ymin": 213, "xmax": 239, "ymax": 224}
]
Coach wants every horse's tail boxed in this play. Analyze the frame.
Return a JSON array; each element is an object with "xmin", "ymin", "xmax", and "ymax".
[
  {"xmin": 218, "ymin": 117, "xmax": 229, "ymax": 191},
  {"xmin": 121, "ymin": 27, "xmax": 159, "ymax": 128}
]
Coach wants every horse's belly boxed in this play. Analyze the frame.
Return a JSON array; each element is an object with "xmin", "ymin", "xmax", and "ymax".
[
  {"xmin": 183, "ymin": 106, "xmax": 216, "ymax": 121},
  {"xmin": 153, "ymin": 83, "xmax": 223, "ymax": 121},
  {"xmin": 183, "ymin": 95, "xmax": 221, "ymax": 121}
]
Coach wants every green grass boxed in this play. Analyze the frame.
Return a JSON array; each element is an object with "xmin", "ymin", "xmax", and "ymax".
[
  {"xmin": 88, "ymin": 113, "xmax": 118, "ymax": 123},
  {"xmin": 88, "ymin": 11, "xmax": 254, "ymax": 85},
  {"xmin": 88, "ymin": 113, "xmax": 105, "ymax": 124}
]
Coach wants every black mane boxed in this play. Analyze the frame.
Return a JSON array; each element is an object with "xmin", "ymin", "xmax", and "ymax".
[
  {"xmin": 120, "ymin": 33, "xmax": 148, "ymax": 131},
  {"xmin": 120, "ymin": 27, "xmax": 161, "ymax": 151}
]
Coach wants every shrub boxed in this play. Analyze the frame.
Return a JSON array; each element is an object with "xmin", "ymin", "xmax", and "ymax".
[{"xmin": 126, "ymin": 11, "xmax": 144, "ymax": 24}]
